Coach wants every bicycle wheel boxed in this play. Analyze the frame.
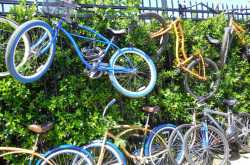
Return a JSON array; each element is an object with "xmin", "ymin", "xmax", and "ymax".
[
  {"xmin": 184, "ymin": 124, "xmax": 229, "ymax": 165},
  {"xmin": 144, "ymin": 124, "xmax": 176, "ymax": 165},
  {"xmin": 38, "ymin": 145, "xmax": 94, "ymax": 165},
  {"xmin": 109, "ymin": 48, "xmax": 156, "ymax": 98},
  {"xmin": 184, "ymin": 58, "xmax": 220, "ymax": 101},
  {"xmin": 137, "ymin": 12, "xmax": 169, "ymax": 61},
  {"xmin": 84, "ymin": 140, "xmax": 126, "ymax": 165},
  {"xmin": 0, "ymin": 17, "xmax": 29, "ymax": 77},
  {"xmin": 168, "ymin": 124, "xmax": 193, "ymax": 165},
  {"xmin": 236, "ymin": 112, "xmax": 250, "ymax": 153},
  {"xmin": 5, "ymin": 20, "xmax": 56, "ymax": 83}
]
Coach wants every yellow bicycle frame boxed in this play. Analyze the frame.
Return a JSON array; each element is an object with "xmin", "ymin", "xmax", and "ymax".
[
  {"xmin": 151, "ymin": 18, "xmax": 207, "ymax": 80},
  {"xmin": 230, "ymin": 17, "xmax": 246, "ymax": 44}
]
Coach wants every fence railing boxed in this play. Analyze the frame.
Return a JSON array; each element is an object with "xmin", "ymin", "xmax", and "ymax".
[{"xmin": 0, "ymin": 0, "xmax": 250, "ymax": 21}]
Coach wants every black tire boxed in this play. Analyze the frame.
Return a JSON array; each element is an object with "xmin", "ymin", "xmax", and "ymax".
[
  {"xmin": 237, "ymin": 112, "xmax": 250, "ymax": 153},
  {"xmin": 168, "ymin": 124, "xmax": 193, "ymax": 165},
  {"xmin": 129, "ymin": 12, "xmax": 169, "ymax": 61},
  {"xmin": 184, "ymin": 58, "xmax": 220, "ymax": 101},
  {"xmin": 184, "ymin": 124, "xmax": 229, "ymax": 165}
]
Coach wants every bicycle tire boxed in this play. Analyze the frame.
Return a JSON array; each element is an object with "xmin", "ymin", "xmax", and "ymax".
[
  {"xmin": 168, "ymin": 124, "xmax": 193, "ymax": 165},
  {"xmin": 237, "ymin": 112, "xmax": 250, "ymax": 153},
  {"xmin": 109, "ymin": 47, "xmax": 156, "ymax": 98},
  {"xmin": 139, "ymin": 12, "xmax": 169, "ymax": 59},
  {"xmin": 84, "ymin": 140, "xmax": 126, "ymax": 165},
  {"xmin": 0, "ymin": 16, "xmax": 30, "ymax": 77},
  {"xmin": 5, "ymin": 20, "xmax": 56, "ymax": 83},
  {"xmin": 184, "ymin": 57, "xmax": 220, "ymax": 101},
  {"xmin": 38, "ymin": 145, "xmax": 94, "ymax": 165},
  {"xmin": 144, "ymin": 124, "xmax": 176, "ymax": 165},
  {"xmin": 184, "ymin": 124, "xmax": 229, "ymax": 165}
]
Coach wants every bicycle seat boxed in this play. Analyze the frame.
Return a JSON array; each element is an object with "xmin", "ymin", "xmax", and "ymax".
[
  {"xmin": 27, "ymin": 122, "xmax": 54, "ymax": 134},
  {"xmin": 107, "ymin": 27, "xmax": 127, "ymax": 36},
  {"xmin": 223, "ymin": 99, "xmax": 237, "ymax": 107},
  {"xmin": 142, "ymin": 106, "xmax": 160, "ymax": 114},
  {"xmin": 206, "ymin": 35, "xmax": 221, "ymax": 45}
]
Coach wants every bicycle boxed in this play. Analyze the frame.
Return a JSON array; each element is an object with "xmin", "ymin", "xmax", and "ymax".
[
  {"xmin": 169, "ymin": 99, "xmax": 250, "ymax": 165},
  {"xmin": 206, "ymin": 9, "xmax": 250, "ymax": 68},
  {"xmin": 0, "ymin": 16, "xmax": 29, "ymax": 77},
  {"xmin": 5, "ymin": 0, "xmax": 156, "ymax": 98},
  {"xmin": 84, "ymin": 99, "xmax": 176, "ymax": 165},
  {"xmin": 135, "ymin": 12, "xmax": 220, "ymax": 101},
  {"xmin": 0, "ymin": 120, "xmax": 94, "ymax": 164}
]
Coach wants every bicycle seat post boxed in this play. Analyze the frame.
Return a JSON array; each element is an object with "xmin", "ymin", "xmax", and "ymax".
[
  {"xmin": 144, "ymin": 114, "xmax": 150, "ymax": 131},
  {"xmin": 32, "ymin": 134, "xmax": 40, "ymax": 152},
  {"xmin": 27, "ymin": 134, "xmax": 40, "ymax": 163}
]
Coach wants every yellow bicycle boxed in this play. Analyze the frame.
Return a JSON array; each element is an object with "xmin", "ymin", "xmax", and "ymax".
[{"xmin": 137, "ymin": 13, "xmax": 221, "ymax": 101}]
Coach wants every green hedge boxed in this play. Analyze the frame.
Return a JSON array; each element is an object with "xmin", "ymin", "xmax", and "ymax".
[{"xmin": 0, "ymin": 0, "xmax": 249, "ymax": 157}]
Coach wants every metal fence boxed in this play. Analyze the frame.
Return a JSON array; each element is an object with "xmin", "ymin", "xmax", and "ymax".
[{"xmin": 1, "ymin": 0, "xmax": 250, "ymax": 20}]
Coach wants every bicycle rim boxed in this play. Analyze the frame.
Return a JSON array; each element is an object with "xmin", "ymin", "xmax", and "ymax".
[
  {"xmin": 0, "ymin": 17, "xmax": 30, "ymax": 77},
  {"xmin": 184, "ymin": 125, "xmax": 229, "ymax": 165},
  {"xmin": 84, "ymin": 142, "xmax": 124, "ymax": 165},
  {"xmin": 10, "ymin": 23, "xmax": 54, "ymax": 80},
  {"xmin": 168, "ymin": 124, "xmax": 193, "ymax": 165},
  {"xmin": 184, "ymin": 58, "xmax": 220, "ymax": 101},
  {"xmin": 144, "ymin": 124, "xmax": 176, "ymax": 165},
  {"xmin": 40, "ymin": 148, "xmax": 93, "ymax": 165},
  {"xmin": 111, "ymin": 50, "xmax": 155, "ymax": 96},
  {"xmin": 237, "ymin": 113, "xmax": 250, "ymax": 153}
]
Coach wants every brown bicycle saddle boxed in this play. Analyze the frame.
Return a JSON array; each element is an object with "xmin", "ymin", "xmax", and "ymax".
[
  {"xmin": 142, "ymin": 106, "xmax": 161, "ymax": 114},
  {"xmin": 27, "ymin": 122, "xmax": 54, "ymax": 134}
]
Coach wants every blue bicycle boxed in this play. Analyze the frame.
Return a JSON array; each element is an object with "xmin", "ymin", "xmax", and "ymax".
[{"xmin": 5, "ymin": 1, "xmax": 156, "ymax": 98}]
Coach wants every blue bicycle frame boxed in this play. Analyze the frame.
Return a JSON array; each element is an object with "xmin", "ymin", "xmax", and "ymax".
[{"xmin": 35, "ymin": 17, "xmax": 135, "ymax": 74}]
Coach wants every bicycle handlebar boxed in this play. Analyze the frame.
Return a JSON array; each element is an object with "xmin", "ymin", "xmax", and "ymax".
[{"xmin": 102, "ymin": 99, "xmax": 117, "ymax": 117}]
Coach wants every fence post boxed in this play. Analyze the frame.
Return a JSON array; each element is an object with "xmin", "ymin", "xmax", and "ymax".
[
  {"xmin": 171, "ymin": 0, "xmax": 174, "ymax": 17},
  {"xmin": 190, "ymin": 0, "xmax": 192, "ymax": 19},
  {"xmin": 161, "ymin": 0, "xmax": 168, "ymax": 15}
]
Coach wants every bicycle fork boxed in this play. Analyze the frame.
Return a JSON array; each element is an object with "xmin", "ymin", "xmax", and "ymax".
[{"xmin": 201, "ymin": 122, "xmax": 209, "ymax": 149}]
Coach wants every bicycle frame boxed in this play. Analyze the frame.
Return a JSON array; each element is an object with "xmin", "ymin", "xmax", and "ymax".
[
  {"xmin": 35, "ymin": 17, "xmax": 135, "ymax": 74},
  {"xmin": 0, "ymin": 135, "xmax": 53, "ymax": 165},
  {"xmin": 151, "ymin": 18, "xmax": 207, "ymax": 80},
  {"xmin": 107, "ymin": 126, "xmax": 168, "ymax": 163},
  {"xmin": 217, "ymin": 15, "xmax": 246, "ymax": 66},
  {"xmin": 229, "ymin": 17, "xmax": 246, "ymax": 44},
  {"xmin": 99, "ymin": 115, "xmax": 168, "ymax": 164},
  {"xmin": 203, "ymin": 108, "xmax": 228, "ymax": 133},
  {"xmin": 202, "ymin": 106, "xmax": 247, "ymax": 140}
]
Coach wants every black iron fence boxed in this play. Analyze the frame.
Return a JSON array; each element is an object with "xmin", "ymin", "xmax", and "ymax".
[{"xmin": 0, "ymin": 0, "xmax": 250, "ymax": 20}]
